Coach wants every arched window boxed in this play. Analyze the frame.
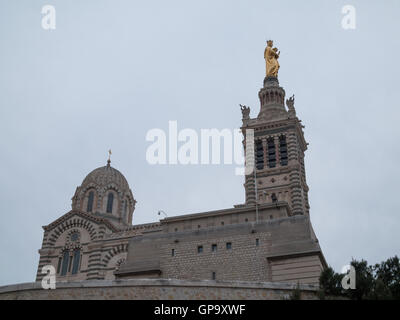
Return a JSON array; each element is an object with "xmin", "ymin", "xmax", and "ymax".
[
  {"xmin": 267, "ymin": 138, "xmax": 276, "ymax": 168},
  {"xmin": 106, "ymin": 193, "xmax": 114, "ymax": 213},
  {"xmin": 255, "ymin": 140, "xmax": 264, "ymax": 170},
  {"xmin": 72, "ymin": 249, "xmax": 81, "ymax": 275},
  {"xmin": 87, "ymin": 191, "xmax": 94, "ymax": 212},
  {"xmin": 279, "ymin": 136, "xmax": 288, "ymax": 166},
  {"xmin": 57, "ymin": 257, "xmax": 62, "ymax": 274},
  {"xmin": 123, "ymin": 201, "xmax": 128, "ymax": 220},
  {"xmin": 61, "ymin": 251, "xmax": 69, "ymax": 276}
]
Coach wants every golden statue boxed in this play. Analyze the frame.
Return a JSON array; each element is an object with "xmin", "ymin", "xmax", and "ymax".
[{"xmin": 264, "ymin": 40, "xmax": 280, "ymax": 77}]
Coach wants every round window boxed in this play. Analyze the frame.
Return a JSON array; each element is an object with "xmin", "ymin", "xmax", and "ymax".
[{"xmin": 70, "ymin": 232, "xmax": 79, "ymax": 242}]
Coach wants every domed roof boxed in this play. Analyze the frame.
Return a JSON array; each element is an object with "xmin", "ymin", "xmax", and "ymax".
[
  {"xmin": 81, "ymin": 162, "xmax": 130, "ymax": 192},
  {"xmin": 71, "ymin": 159, "xmax": 136, "ymax": 227}
]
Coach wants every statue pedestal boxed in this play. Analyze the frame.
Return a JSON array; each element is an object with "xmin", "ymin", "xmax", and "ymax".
[
  {"xmin": 258, "ymin": 77, "xmax": 287, "ymax": 121},
  {"xmin": 263, "ymin": 76, "xmax": 280, "ymax": 88}
]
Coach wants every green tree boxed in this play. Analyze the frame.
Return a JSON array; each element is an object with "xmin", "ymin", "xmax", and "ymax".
[
  {"xmin": 374, "ymin": 256, "xmax": 400, "ymax": 299},
  {"xmin": 319, "ymin": 266, "xmax": 343, "ymax": 297},
  {"xmin": 347, "ymin": 259, "xmax": 374, "ymax": 300},
  {"xmin": 319, "ymin": 256, "xmax": 400, "ymax": 300}
]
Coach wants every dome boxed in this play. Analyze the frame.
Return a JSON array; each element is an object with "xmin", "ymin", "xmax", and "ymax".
[
  {"xmin": 81, "ymin": 163, "xmax": 130, "ymax": 192},
  {"xmin": 71, "ymin": 160, "xmax": 136, "ymax": 228}
]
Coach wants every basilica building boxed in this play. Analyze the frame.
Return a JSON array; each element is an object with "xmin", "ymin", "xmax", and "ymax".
[{"xmin": 35, "ymin": 42, "xmax": 326, "ymax": 288}]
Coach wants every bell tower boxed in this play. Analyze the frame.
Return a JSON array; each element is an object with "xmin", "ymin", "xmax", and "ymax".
[{"xmin": 242, "ymin": 42, "xmax": 310, "ymax": 217}]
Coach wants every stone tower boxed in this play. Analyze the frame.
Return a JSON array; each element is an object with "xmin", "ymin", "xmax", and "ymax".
[{"xmin": 242, "ymin": 76, "xmax": 309, "ymax": 217}]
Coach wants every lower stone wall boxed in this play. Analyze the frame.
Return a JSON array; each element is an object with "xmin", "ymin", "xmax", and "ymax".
[
  {"xmin": 0, "ymin": 279, "xmax": 319, "ymax": 300},
  {"xmin": 269, "ymin": 255, "xmax": 324, "ymax": 284}
]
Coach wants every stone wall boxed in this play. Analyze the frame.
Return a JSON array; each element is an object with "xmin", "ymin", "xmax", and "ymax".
[
  {"xmin": 0, "ymin": 279, "xmax": 319, "ymax": 300},
  {"xmin": 117, "ymin": 215, "xmax": 325, "ymax": 285},
  {"xmin": 269, "ymin": 255, "xmax": 324, "ymax": 283}
]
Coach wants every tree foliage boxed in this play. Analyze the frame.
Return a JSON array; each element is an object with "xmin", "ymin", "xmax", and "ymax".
[{"xmin": 319, "ymin": 256, "xmax": 400, "ymax": 300}]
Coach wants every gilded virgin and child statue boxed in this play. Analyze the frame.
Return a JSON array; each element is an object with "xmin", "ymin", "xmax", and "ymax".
[{"xmin": 264, "ymin": 40, "xmax": 280, "ymax": 77}]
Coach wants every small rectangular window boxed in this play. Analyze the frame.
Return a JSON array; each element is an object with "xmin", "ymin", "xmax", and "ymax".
[
  {"xmin": 197, "ymin": 245, "xmax": 203, "ymax": 253},
  {"xmin": 226, "ymin": 242, "xmax": 232, "ymax": 250},
  {"xmin": 212, "ymin": 272, "xmax": 216, "ymax": 280},
  {"xmin": 211, "ymin": 244, "xmax": 217, "ymax": 252},
  {"xmin": 171, "ymin": 249, "xmax": 175, "ymax": 257},
  {"xmin": 256, "ymin": 238, "xmax": 260, "ymax": 246}
]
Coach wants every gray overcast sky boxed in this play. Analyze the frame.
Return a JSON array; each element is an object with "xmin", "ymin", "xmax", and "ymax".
[{"xmin": 0, "ymin": 0, "xmax": 399, "ymax": 286}]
